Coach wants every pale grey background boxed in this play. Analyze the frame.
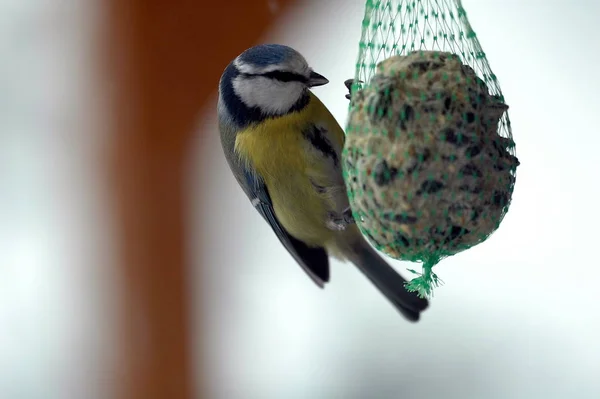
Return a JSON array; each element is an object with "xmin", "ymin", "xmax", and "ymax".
[{"xmin": 0, "ymin": 1, "xmax": 116, "ymax": 398}]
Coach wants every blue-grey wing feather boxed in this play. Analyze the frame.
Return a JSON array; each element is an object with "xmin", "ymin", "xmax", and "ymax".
[
  {"xmin": 239, "ymin": 166, "xmax": 330, "ymax": 287},
  {"xmin": 218, "ymin": 113, "xmax": 329, "ymax": 287}
]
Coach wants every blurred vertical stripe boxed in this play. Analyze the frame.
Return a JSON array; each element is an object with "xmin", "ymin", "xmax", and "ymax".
[{"xmin": 104, "ymin": 1, "xmax": 297, "ymax": 398}]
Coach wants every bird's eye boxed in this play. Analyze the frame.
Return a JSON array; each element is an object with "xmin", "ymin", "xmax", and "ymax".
[{"xmin": 262, "ymin": 70, "xmax": 307, "ymax": 83}]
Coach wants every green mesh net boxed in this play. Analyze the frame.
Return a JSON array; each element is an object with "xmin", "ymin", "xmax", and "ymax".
[{"xmin": 342, "ymin": 0, "xmax": 520, "ymax": 298}]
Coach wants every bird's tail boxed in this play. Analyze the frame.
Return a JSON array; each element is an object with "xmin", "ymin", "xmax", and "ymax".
[{"xmin": 331, "ymin": 226, "xmax": 429, "ymax": 322}]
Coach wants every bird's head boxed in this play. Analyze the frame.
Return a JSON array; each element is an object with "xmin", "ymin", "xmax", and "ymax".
[{"xmin": 219, "ymin": 44, "xmax": 329, "ymax": 125}]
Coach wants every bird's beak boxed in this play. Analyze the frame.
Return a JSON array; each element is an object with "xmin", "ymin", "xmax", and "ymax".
[{"xmin": 308, "ymin": 71, "xmax": 329, "ymax": 87}]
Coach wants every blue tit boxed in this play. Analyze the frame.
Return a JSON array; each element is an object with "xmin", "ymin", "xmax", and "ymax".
[{"xmin": 217, "ymin": 44, "xmax": 429, "ymax": 321}]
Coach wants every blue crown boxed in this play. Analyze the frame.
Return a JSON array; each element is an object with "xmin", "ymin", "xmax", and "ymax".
[{"xmin": 237, "ymin": 44, "xmax": 298, "ymax": 67}]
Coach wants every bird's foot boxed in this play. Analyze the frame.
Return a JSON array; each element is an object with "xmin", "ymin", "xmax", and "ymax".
[
  {"xmin": 326, "ymin": 207, "xmax": 356, "ymax": 231},
  {"xmin": 341, "ymin": 206, "xmax": 355, "ymax": 224},
  {"xmin": 344, "ymin": 79, "xmax": 363, "ymax": 100}
]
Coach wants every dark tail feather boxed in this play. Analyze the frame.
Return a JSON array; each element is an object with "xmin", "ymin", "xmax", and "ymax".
[{"xmin": 346, "ymin": 240, "xmax": 429, "ymax": 322}]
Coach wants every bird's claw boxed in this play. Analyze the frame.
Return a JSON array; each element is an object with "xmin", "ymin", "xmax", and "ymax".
[
  {"xmin": 344, "ymin": 79, "xmax": 363, "ymax": 100},
  {"xmin": 341, "ymin": 206, "xmax": 355, "ymax": 224},
  {"xmin": 326, "ymin": 207, "xmax": 356, "ymax": 231}
]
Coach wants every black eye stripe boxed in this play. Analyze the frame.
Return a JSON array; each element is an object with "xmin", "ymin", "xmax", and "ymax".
[
  {"xmin": 262, "ymin": 71, "xmax": 307, "ymax": 82},
  {"xmin": 241, "ymin": 70, "xmax": 307, "ymax": 83}
]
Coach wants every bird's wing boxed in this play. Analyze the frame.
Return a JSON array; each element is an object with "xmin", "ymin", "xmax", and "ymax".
[
  {"xmin": 239, "ymin": 165, "xmax": 330, "ymax": 287},
  {"xmin": 301, "ymin": 122, "xmax": 350, "ymax": 216}
]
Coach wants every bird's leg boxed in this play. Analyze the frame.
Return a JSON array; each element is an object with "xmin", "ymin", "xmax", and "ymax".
[
  {"xmin": 341, "ymin": 206, "xmax": 355, "ymax": 224},
  {"xmin": 325, "ymin": 207, "xmax": 356, "ymax": 231},
  {"xmin": 326, "ymin": 213, "xmax": 348, "ymax": 231}
]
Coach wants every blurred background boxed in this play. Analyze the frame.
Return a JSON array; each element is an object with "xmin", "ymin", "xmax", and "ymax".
[{"xmin": 1, "ymin": 0, "xmax": 599, "ymax": 398}]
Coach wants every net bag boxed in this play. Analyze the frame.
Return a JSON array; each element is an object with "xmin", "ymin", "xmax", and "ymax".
[{"xmin": 343, "ymin": 0, "xmax": 520, "ymax": 298}]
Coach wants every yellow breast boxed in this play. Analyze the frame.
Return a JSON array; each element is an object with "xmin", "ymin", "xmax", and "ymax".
[{"xmin": 234, "ymin": 93, "xmax": 344, "ymax": 245}]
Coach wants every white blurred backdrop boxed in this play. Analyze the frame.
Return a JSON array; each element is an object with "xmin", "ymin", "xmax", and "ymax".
[
  {"xmin": 0, "ymin": 1, "xmax": 116, "ymax": 398},
  {"xmin": 191, "ymin": 1, "xmax": 600, "ymax": 398}
]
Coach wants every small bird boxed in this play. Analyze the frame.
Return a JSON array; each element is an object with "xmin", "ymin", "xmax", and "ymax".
[{"xmin": 217, "ymin": 44, "xmax": 429, "ymax": 321}]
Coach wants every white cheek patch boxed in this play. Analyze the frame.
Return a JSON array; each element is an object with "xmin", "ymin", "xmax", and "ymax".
[{"xmin": 233, "ymin": 76, "xmax": 305, "ymax": 115}]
